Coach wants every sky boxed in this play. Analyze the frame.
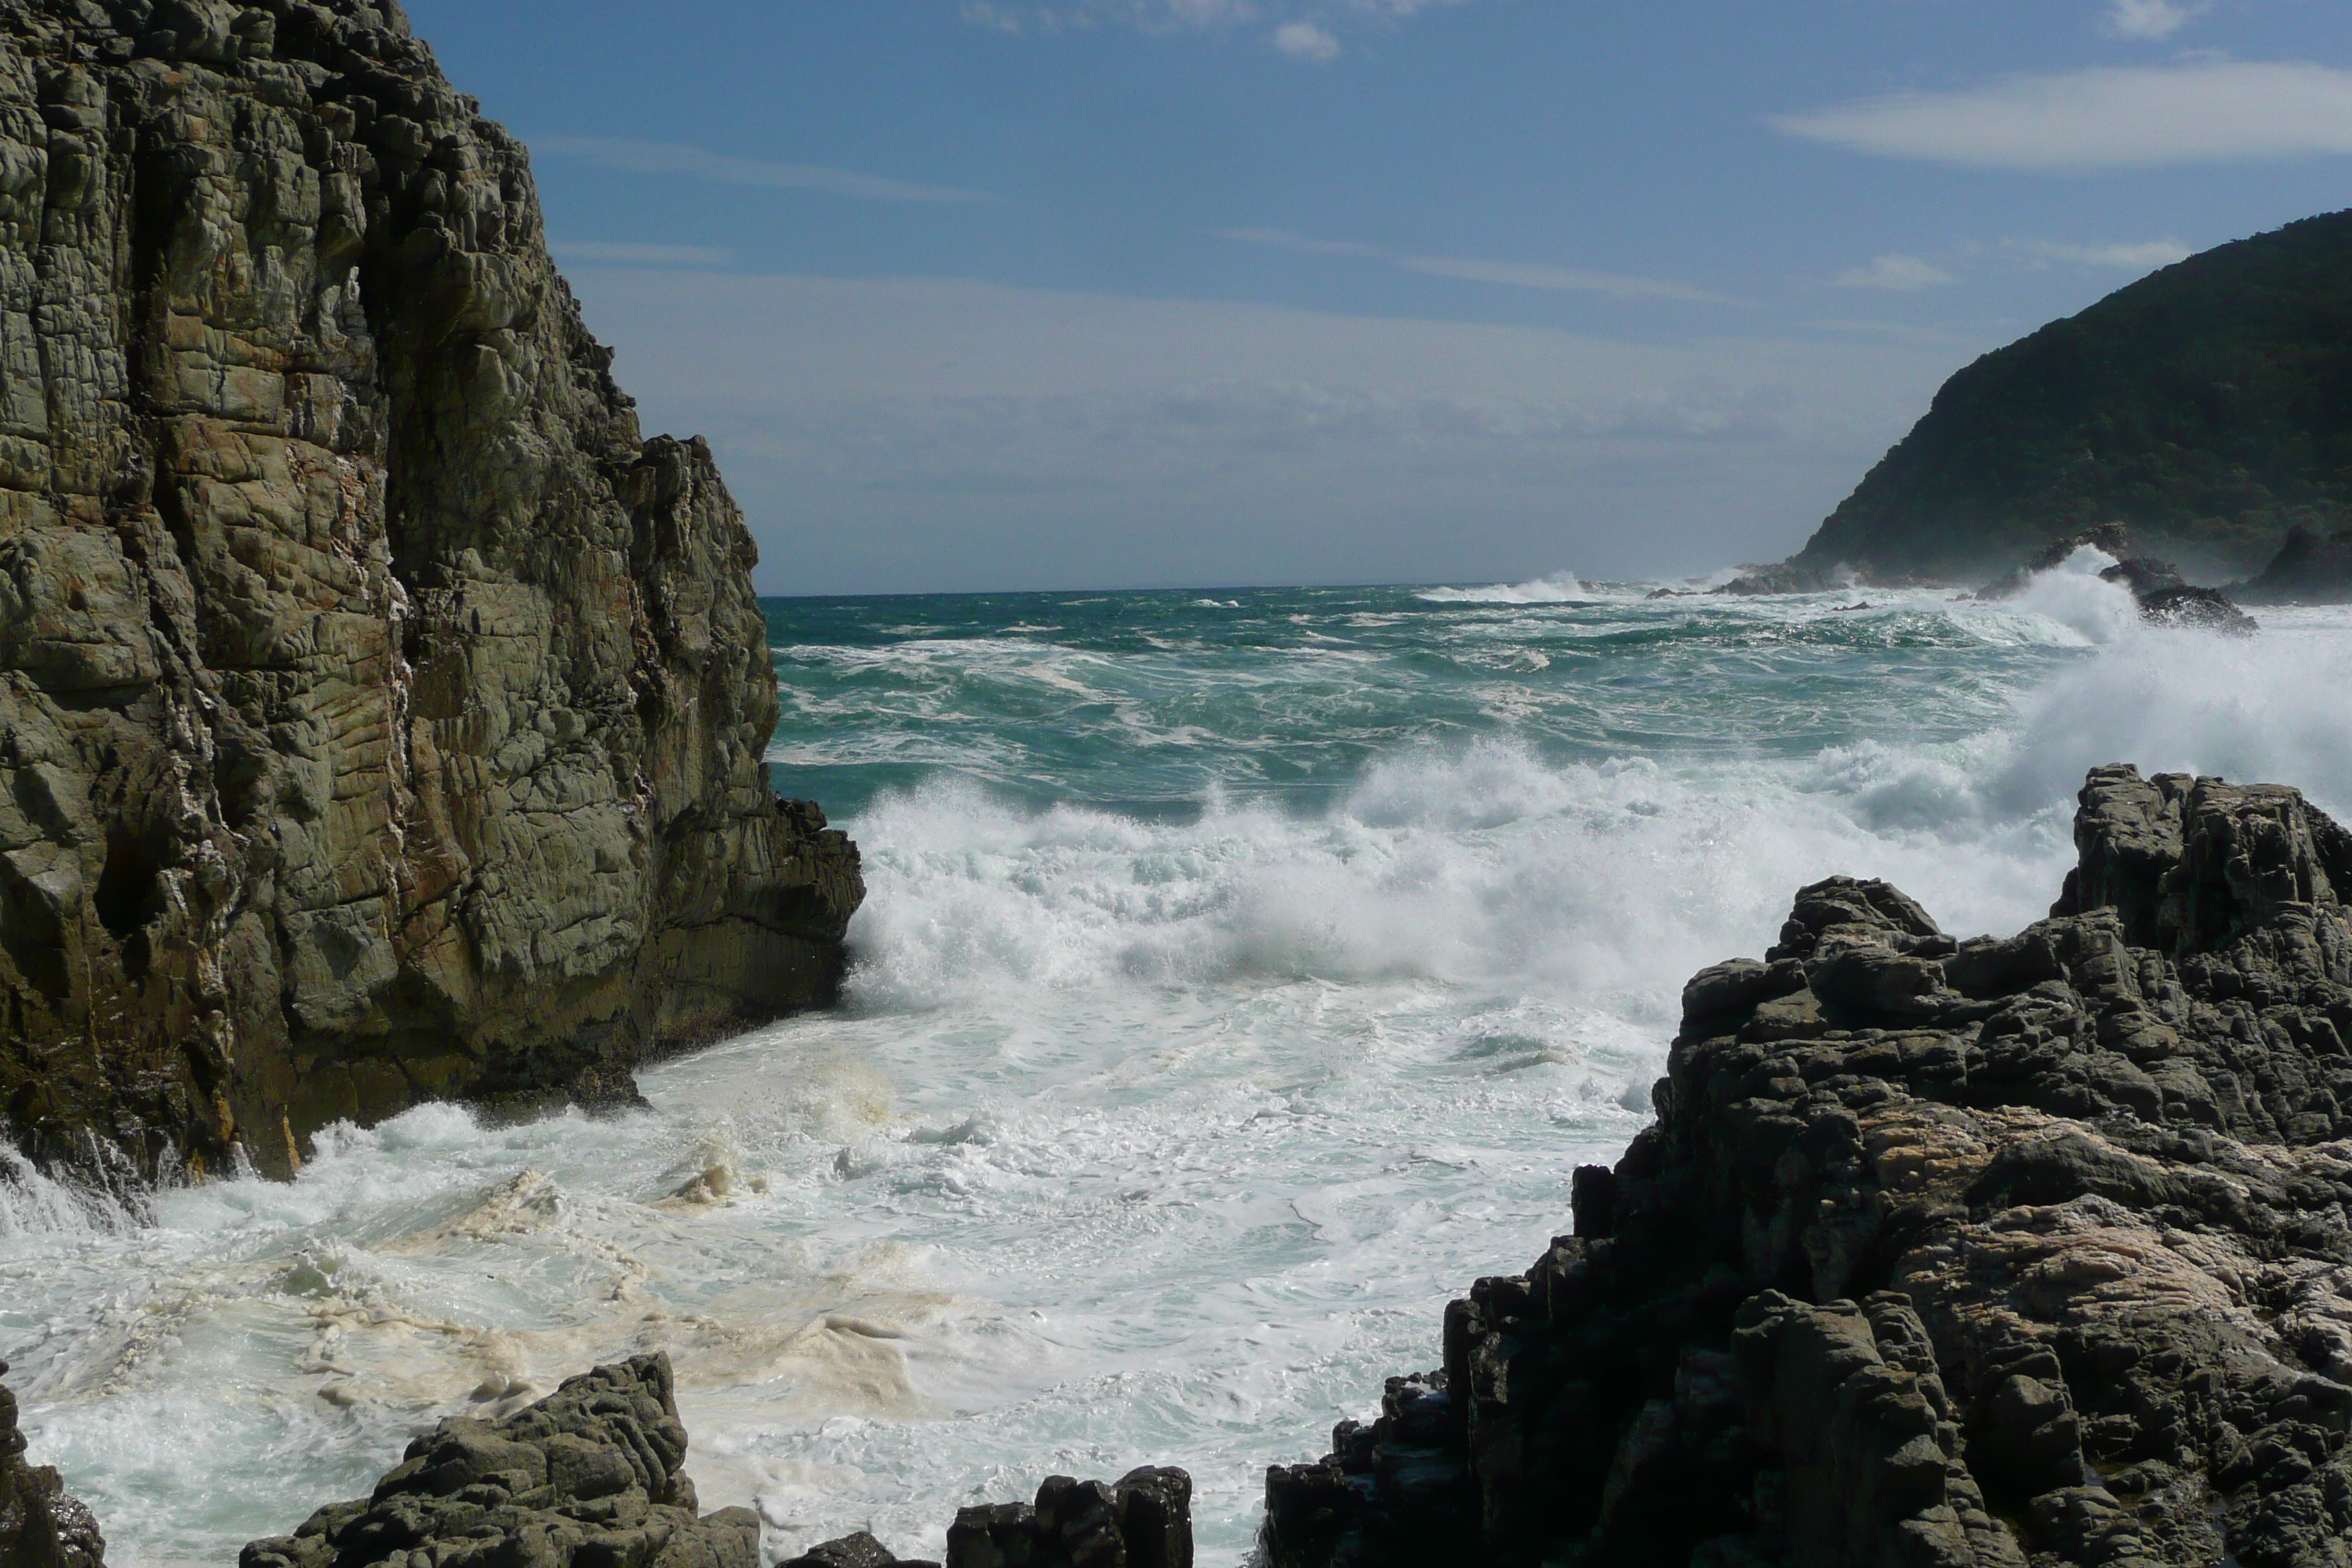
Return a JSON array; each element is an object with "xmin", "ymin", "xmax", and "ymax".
[{"xmin": 401, "ymin": 0, "xmax": 2352, "ymax": 595}]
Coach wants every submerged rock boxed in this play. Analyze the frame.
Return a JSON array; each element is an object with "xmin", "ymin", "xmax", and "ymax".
[
  {"xmin": 1262, "ymin": 764, "xmax": 2352, "ymax": 1567},
  {"xmin": 0, "ymin": 1, "xmax": 862, "ymax": 1180},
  {"xmin": 0, "ymin": 1360, "xmax": 104, "ymax": 1568}
]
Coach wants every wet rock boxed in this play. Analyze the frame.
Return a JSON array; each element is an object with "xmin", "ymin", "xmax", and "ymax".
[
  {"xmin": 0, "ymin": 0, "xmax": 864, "ymax": 1180},
  {"xmin": 1260, "ymin": 764, "xmax": 2352, "ymax": 1567},
  {"xmin": 0, "ymin": 1359, "xmax": 104, "ymax": 1568},
  {"xmin": 943, "ymin": 1468, "xmax": 1193, "ymax": 1568},
  {"xmin": 241, "ymin": 1354, "xmax": 760, "ymax": 1568}
]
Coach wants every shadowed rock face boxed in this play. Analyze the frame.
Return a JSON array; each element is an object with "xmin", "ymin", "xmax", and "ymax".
[
  {"xmin": 0, "ymin": 0, "xmax": 862, "ymax": 1179},
  {"xmin": 1264, "ymin": 765, "xmax": 2352, "ymax": 1568},
  {"xmin": 0, "ymin": 1360, "xmax": 103, "ymax": 1568}
]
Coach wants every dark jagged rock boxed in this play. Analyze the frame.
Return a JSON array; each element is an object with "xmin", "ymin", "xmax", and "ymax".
[
  {"xmin": 938, "ymin": 1467, "xmax": 1193, "ymax": 1568},
  {"xmin": 1262, "ymin": 764, "xmax": 2352, "ymax": 1568},
  {"xmin": 1715, "ymin": 562, "xmax": 1842, "ymax": 597},
  {"xmin": 0, "ymin": 1360, "xmax": 105, "ymax": 1568},
  {"xmin": 241, "ymin": 1354, "xmax": 761, "ymax": 1568},
  {"xmin": 2234, "ymin": 524, "xmax": 2352, "ymax": 606},
  {"xmin": 228, "ymin": 1354, "xmax": 1190, "ymax": 1568},
  {"xmin": 0, "ymin": 1, "xmax": 863, "ymax": 1180}
]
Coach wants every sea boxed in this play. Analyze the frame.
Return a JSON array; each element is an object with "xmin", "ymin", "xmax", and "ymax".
[{"xmin": 7, "ymin": 551, "xmax": 2352, "ymax": 1567}]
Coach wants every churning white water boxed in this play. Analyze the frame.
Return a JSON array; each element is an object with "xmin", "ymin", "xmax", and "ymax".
[{"xmin": 8, "ymin": 577, "xmax": 2352, "ymax": 1567}]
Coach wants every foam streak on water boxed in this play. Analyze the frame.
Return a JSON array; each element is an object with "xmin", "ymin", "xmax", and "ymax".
[{"xmin": 10, "ymin": 575, "xmax": 2352, "ymax": 1566}]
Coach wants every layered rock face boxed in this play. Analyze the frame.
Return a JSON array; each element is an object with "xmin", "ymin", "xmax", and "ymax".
[
  {"xmin": 0, "ymin": 0, "xmax": 862, "ymax": 1179},
  {"xmin": 1265, "ymin": 765, "xmax": 2352, "ymax": 1567}
]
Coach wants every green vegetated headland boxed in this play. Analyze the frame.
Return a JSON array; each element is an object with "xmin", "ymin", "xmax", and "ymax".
[{"xmin": 1788, "ymin": 208, "xmax": 2352, "ymax": 586}]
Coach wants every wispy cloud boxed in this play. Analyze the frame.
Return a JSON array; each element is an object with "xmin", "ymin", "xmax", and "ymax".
[
  {"xmin": 534, "ymin": 137, "xmax": 990, "ymax": 203},
  {"xmin": 1771, "ymin": 61, "xmax": 2352, "ymax": 172},
  {"xmin": 1400, "ymin": 255, "xmax": 1733, "ymax": 303},
  {"xmin": 1215, "ymin": 227, "xmax": 1386, "ymax": 256},
  {"xmin": 551, "ymin": 241, "xmax": 734, "ymax": 268},
  {"xmin": 1274, "ymin": 20, "xmax": 1341, "ymax": 60},
  {"xmin": 1831, "ymin": 254, "xmax": 1956, "ymax": 291},
  {"xmin": 2010, "ymin": 237, "xmax": 2193, "ymax": 270},
  {"xmin": 959, "ymin": 0, "xmax": 1475, "ymax": 50},
  {"xmin": 1218, "ymin": 227, "xmax": 1730, "ymax": 303},
  {"xmin": 2106, "ymin": 0, "xmax": 2206, "ymax": 40}
]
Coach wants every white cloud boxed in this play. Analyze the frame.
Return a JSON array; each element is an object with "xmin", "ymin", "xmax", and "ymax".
[
  {"xmin": 1771, "ymin": 61, "xmax": 2352, "ymax": 172},
  {"xmin": 2106, "ymin": 0, "xmax": 2206, "ymax": 40},
  {"xmin": 1216, "ymin": 227, "xmax": 1731, "ymax": 303},
  {"xmin": 1274, "ymin": 20, "xmax": 1341, "ymax": 60},
  {"xmin": 1831, "ymin": 254, "xmax": 1956, "ymax": 291},
  {"xmin": 550, "ymin": 241, "xmax": 734, "ymax": 268},
  {"xmin": 961, "ymin": 0, "xmax": 1473, "ymax": 38},
  {"xmin": 534, "ymin": 137, "xmax": 989, "ymax": 203},
  {"xmin": 2013, "ymin": 238, "xmax": 2193, "ymax": 269},
  {"xmin": 1398, "ymin": 255, "xmax": 1733, "ymax": 303},
  {"xmin": 960, "ymin": 3, "xmax": 1031, "ymax": 31}
]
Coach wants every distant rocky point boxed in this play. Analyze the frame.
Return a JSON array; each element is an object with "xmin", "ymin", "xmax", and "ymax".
[
  {"xmin": 1727, "ymin": 208, "xmax": 2352, "ymax": 598},
  {"xmin": 0, "ymin": 0, "xmax": 862, "ymax": 1183}
]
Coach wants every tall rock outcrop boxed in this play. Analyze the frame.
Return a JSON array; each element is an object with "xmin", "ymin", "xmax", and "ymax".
[
  {"xmin": 0, "ymin": 0, "xmax": 862, "ymax": 1180},
  {"xmin": 1264, "ymin": 766, "xmax": 2352, "ymax": 1567}
]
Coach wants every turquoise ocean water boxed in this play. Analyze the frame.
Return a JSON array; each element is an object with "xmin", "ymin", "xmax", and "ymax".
[{"xmin": 7, "ymin": 558, "xmax": 2352, "ymax": 1567}]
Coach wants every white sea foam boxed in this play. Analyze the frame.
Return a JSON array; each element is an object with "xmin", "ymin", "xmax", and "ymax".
[
  {"xmin": 1417, "ymin": 571, "xmax": 1591, "ymax": 604},
  {"xmin": 13, "ymin": 592, "xmax": 2352, "ymax": 1567}
]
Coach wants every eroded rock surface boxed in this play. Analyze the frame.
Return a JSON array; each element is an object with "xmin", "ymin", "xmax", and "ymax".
[
  {"xmin": 1263, "ymin": 764, "xmax": 2352, "ymax": 1567},
  {"xmin": 0, "ymin": 0, "xmax": 862, "ymax": 1180},
  {"xmin": 0, "ymin": 1359, "xmax": 102, "ymax": 1568},
  {"xmin": 241, "ymin": 1355, "xmax": 758, "ymax": 1568}
]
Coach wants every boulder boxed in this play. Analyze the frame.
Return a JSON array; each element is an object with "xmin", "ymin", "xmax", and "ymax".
[{"xmin": 240, "ymin": 1355, "xmax": 761, "ymax": 1568}]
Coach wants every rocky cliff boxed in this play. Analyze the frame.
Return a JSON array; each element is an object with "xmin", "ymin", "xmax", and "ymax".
[
  {"xmin": 1757, "ymin": 210, "xmax": 2352, "ymax": 589},
  {"xmin": 1264, "ymin": 765, "xmax": 2352, "ymax": 1567},
  {"xmin": 0, "ymin": 0, "xmax": 862, "ymax": 1181}
]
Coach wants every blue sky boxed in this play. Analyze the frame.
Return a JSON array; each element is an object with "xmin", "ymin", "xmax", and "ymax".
[{"xmin": 404, "ymin": 0, "xmax": 2352, "ymax": 593}]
